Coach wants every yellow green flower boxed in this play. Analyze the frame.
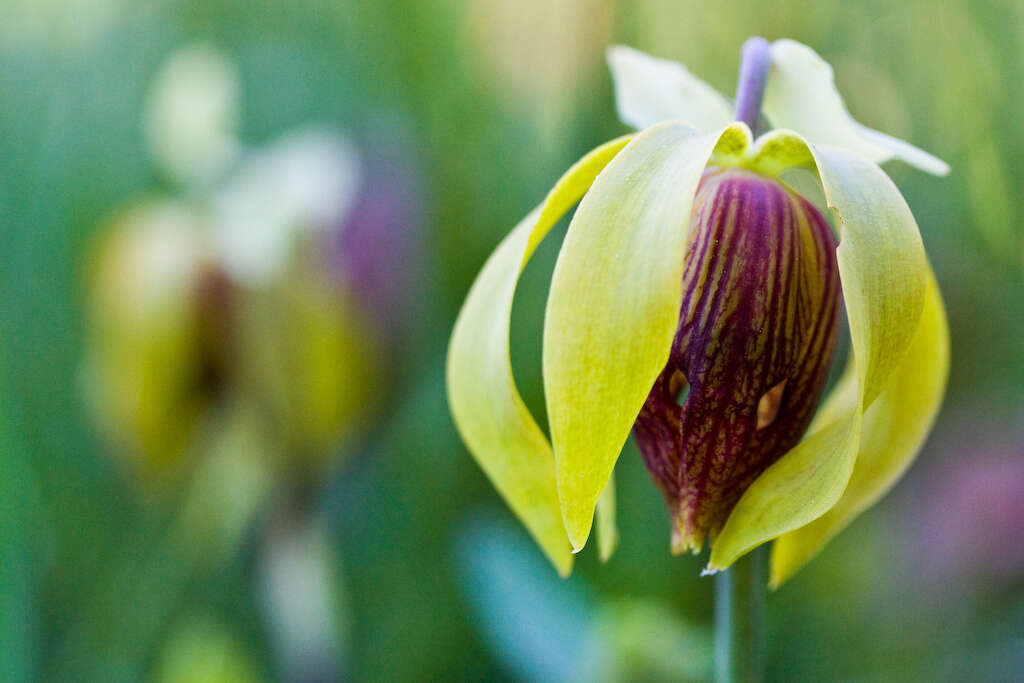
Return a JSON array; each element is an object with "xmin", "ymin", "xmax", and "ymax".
[{"xmin": 447, "ymin": 38, "xmax": 949, "ymax": 586}]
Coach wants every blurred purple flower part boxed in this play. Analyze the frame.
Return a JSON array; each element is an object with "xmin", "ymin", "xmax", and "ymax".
[
  {"xmin": 911, "ymin": 427, "xmax": 1024, "ymax": 585},
  {"xmin": 333, "ymin": 125, "xmax": 424, "ymax": 342}
]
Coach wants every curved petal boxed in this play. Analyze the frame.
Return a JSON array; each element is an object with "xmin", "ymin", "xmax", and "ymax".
[
  {"xmin": 447, "ymin": 136, "xmax": 631, "ymax": 576},
  {"xmin": 770, "ymin": 267, "xmax": 948, "ymax": 586},
  {"xmin": 818, "ymin": 145, "xmax": 929, "ymax": 408},
  {"xmin": 745, "ymin": 129, "xmax": 816, "ymax": 176},
  {"xmin": 763, "ymin": 39, "xmax": 949, "ymax": 176},
  {"xmin": 545, "ymin": 121, "xmax": 752, "ymax": 551},
  {"xmin": 708, "ymin": 136, "xmax": 932, "ymax": 571},
  {"xmin": 607, "ymin": 45, "xmax": 735, "ymax": 133}
]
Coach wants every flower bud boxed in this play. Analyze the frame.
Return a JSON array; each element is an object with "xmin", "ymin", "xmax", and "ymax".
[{"xmin": 633, "ymin": 168, "xmax": 841, "ymax": 553}]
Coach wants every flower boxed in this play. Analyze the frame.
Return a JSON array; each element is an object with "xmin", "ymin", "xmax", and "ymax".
[
  {"xmin": 82, "ymin": 121, "xmax": 422, "ymax": 487},
  {"xmin": 447, "ymin": 38, "xmax": 950, "ymax": 586},
  {"xmin": 633, "ymin": 166, "xmax": 842, "ymax": 555}
]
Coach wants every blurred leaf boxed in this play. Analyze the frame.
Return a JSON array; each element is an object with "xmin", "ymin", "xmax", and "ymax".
[
  {"xmin": 455, "ymin": 515, "xmax": 592, "ymax": 682},
  {"xmin": 580, "ymin": 600, "xmax": 711, "ymax": 683},
  {"xmin": 155, "ymin": 617, "xmax": 266, "ymax": 683},
  {"xmin": 0, "ymin": 371, "xmax": 40, "ymax": 683}
]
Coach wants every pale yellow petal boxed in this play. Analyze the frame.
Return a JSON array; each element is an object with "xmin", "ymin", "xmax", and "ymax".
[
  {"xmin": 770, "ymin": 268, "xmax": 949, "ymax": 586},
  {"xmin": 545, "ymin": 122, "xmax": 752, "ymax": 551},
  {"xmin": 447, "ymin": 136, "xmax": 630, "ymax": 576},
  {"xmin": 606, "ymin": 45, "xmax": 735, "ymax": 132},
  {"xmin": 596, "ymin": 472, "xmax": 619, "ymax": 563},
  {"xmin": 763, "ymin": 39, "xmax": 949, "ymax": 176}
]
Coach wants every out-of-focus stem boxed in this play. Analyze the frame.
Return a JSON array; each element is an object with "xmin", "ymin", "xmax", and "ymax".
[{"xmin": 714, "ymin": 545, "xmax": 766, "ymax": 683}]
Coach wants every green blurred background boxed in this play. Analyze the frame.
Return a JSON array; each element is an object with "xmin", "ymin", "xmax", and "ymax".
[{"xmin": 1, "ymin": 0, "xmax": 1022, "ymax": 681}]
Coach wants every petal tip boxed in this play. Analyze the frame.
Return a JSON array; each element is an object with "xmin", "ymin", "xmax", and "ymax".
[
  {"xmin": 598, "ymin": 537, "xmax": 619, "ymax": 563},
  {"xmin": 926, "ymin": 158, "xmax": 951, "ymax": 177},
  {"xmin": 605, "ymin": 44, "xmax": 629, "ymax": 61},
  {"xmin": 569, "ymin": 531, "xmax": 588, "ymax": 554}
]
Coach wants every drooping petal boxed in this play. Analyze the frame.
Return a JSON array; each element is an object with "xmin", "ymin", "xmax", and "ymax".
[
  {"xmin": 818, "ymin": 145, "xmax": 929, "ymax": 408},
  {"xmin": 545, "ymin": 122, "xmax": 752, "ymax": 551},
  {"xmin": 708, "ymin": 136, "xmax": 932, "ymax": 571},
  {"xmin": 606, "ymin": 45, "xmax": 735, "ymax": 133},
  {"xmin": 762, "ymin": 39, "xmax": 949, "ymax": 176},
  {"xmin": 770, "ymin": 267, "xmax": 949, "ymax": 586},
  {"xmin": 709, "ymin": 406, "xmax": 861, "ymax": 571},
  {"xmin": 447, "ymin": 137, "xmax": 631, "ymax": 576},
  {"xmin": 596, "ymin": 472, "xmax": 619, "ymax": 562}
]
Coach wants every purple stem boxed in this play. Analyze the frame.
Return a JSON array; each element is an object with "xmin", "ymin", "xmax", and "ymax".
[{"xmin": 733, "ymin": 37, "xmax": 772, "ymax": 136}]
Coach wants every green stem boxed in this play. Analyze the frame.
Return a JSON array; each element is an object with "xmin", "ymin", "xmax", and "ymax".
[
  {"xmin": 714, "ymin": 546, "xmax": 766, "ymax": 683},
  {"xmin": 713, "ymin": 37, "xmax": 773, "ymax": 683}
]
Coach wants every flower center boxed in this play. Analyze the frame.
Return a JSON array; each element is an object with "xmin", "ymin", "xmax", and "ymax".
[{"xmin": 632, "ymin": 167, "xmax": 841, "ymax": 553}]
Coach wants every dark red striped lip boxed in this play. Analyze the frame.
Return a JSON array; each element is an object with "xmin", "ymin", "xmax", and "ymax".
[{"xmin": 632, "ymin": 167, "xmax": 841, "ymax": 553}]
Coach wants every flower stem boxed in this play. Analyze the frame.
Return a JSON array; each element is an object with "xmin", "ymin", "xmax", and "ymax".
[
  {"xmin": 711, "ymin": 38, "xmax": 774, "ymax": 682},
  {"xmin": 714, "ymin": 545, "xmax": 766, "ymax": 683},
  {"xmin": 733, "ymin": 37, "xmax": 772, "ymax": 136}
]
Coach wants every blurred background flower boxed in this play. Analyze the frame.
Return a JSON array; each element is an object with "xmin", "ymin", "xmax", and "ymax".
[
  {"xmin": 0, "ymin": 0, "xmax": 1021, "ymax": 681},
  {"xmin": 55, "ymin": 31, "xmax": 423, "ymax": 683},
  {"xmin": 905, "ymin": 413, "xmax": 1024, "ymax": 589},
  {"xmin": 81, "ymin": 200, "xmax": 214, "ymax": 487}
]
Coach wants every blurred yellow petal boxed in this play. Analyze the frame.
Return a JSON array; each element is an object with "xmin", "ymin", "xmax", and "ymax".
[
  {"xmin": 606, "ymin": 45, "xmax": 734, "ymax": 132},
  {"xmin": 708, "ymin": 137, "xmax": 932, "ymax": 571},
  {"xmin": 763, "ymin": 39, "xmax": 949, "ymax": 176},
  {"xmin": 770, "ymin": 268, "xmax": 949, "ymax": 586},
  {"xmin": 82, "ymin": 200, "xmax": 210, "ymax": 485},
  {"xmin": 446, "ymin": 136, "xmax": 630, "ymax": 576},
  {"xmin": 238, "ymin": 249, "xmax": 379, "ymax": 469},
  {"xmin": 596, "ymin": 472, "xmax": 619, "ymax": 563},
  {"xmin": 545, "ymin": 122, "xmax": 752, "ymax": 551}
]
